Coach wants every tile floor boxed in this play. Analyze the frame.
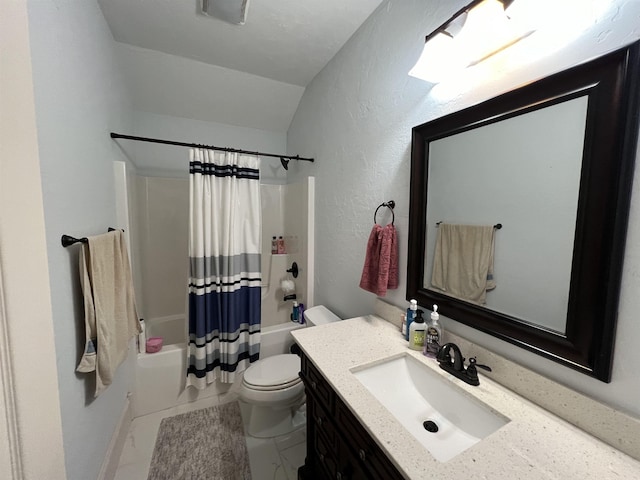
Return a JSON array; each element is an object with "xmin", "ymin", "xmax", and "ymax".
[{"xmin": 114, "ymin": 393, "xmax": 307, "ymax": 480}]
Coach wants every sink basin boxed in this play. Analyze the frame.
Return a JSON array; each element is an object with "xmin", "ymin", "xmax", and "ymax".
[{"xmin": 351, "ymin": 354, "xmax": 510, "ymax": 462}]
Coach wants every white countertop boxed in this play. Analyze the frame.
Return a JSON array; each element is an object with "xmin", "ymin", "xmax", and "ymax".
[{"xmin": 292, "ymin": 315, "xmax": 640, "ymax": 479}]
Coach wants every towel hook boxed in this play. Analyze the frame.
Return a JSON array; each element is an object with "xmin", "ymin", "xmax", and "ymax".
[{"xmin": 374, "ymin": 200, "xmax": 395, "ymax": 225}]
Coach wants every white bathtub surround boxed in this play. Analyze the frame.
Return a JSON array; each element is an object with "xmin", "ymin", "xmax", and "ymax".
[
  {"xmin": 145, "ymin": 315, "xmax": 186, "ymax": 346},
  {"xmin": 261, "ymin": 178, "xmax": 315, "ymax": 329},
  {"xmin": 131, "ymin": 177, "xmax": 314, "ymax": 336},
  {"xmin": 261, "ymin": 253, "xmax": 298, "ymax": 329}
]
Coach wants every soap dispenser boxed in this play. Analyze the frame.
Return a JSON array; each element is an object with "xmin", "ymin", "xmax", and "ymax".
[
  {"xmin": 409, "ymin": 309, "xmax": 426, "ymax": 351},
  {"xmin": 405, "ymin": 299, "xmax": 418, "ymax": 341},
  {"xmin": 424, "ymin": 304, "xmax": 443, "ymax": 358}
]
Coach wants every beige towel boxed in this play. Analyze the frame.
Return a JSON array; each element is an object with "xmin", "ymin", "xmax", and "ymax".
[
  {"xmin": 430, "ymin": 224, "xmax": 496, "ymax": 304},
  {"xmin": 76, "ymin": 230, "xmax": 140, "ymax": 397}
]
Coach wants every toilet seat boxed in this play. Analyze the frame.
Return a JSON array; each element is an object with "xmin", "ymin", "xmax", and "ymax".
[
  {"xmin": 243, "ymin": 354, "xmax": 301, "ymax": 390},
  {"xmin": 243, "ymin": 377, "xmax": 301, "ymax": 391}
]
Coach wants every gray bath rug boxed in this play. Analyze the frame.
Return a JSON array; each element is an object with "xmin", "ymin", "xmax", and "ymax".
[{"xmin": 147, "ymin": 401, "xmax": 252, "ymax": 480}]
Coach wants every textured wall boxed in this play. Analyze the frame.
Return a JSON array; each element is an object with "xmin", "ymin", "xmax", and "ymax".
[
  {"xmin": 288, "ymin": 0, "xmax": 640, "ymax": 417},
  {"xmin": 115, "ymin": 43, "xmax": 305, "ymax": 133},
  {"xmin": 27, "ymin": 1, "xmax": 136, "ymax": 479}
]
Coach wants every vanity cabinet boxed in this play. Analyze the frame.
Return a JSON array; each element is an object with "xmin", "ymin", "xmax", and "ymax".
[{"xmin": 298, "ymin": 352, "xmax": 405, "ymax": 480}]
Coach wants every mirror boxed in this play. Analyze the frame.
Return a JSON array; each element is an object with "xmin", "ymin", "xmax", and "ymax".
[{"xmin": 407, "ymin": 41, "xmax": 640, "ymax": 382}]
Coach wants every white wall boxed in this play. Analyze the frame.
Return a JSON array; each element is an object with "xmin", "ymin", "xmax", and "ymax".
[
  {"xmin": 287, "ymin": 0, "xmax": 640, "ymax": 418},
  {"xmin": 115, "ymin": 42, "xmax": 305, "ymax": 133},
  {"xmin": 0, "ymin": 1, "xmax": 67, "ymax": 478},
  {"xmin": 26, "ymin": 1, "xmax": 136, "ymax": 479}
]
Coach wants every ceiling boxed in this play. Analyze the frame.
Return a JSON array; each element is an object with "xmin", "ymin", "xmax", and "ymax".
[{"xmin": 98, "ymin": 0, "xmax": 384, "ymax": 87}]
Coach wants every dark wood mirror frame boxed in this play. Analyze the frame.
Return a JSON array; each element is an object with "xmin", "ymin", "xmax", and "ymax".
[{"xmin": 407, "ymin": 41, "xmax": 640, "ymax": 382}]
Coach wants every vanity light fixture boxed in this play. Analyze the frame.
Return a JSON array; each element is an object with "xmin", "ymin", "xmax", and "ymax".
[{"xmin": 409, "ymin": 0, "xmax": 535, "ymax": 83}]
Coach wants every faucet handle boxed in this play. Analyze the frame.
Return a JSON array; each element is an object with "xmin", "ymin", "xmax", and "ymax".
[
  {"xmin": 467, "ymin": 357, "xmax": 492, "ymax": 382},
  {"xmin": 468, "ymin": 357, "xmax": 492, "ymax": 372}
]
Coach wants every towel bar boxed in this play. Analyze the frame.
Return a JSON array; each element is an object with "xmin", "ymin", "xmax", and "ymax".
[
  {"xmin": 61, "ymin": 228, "xmax": 123, "ymax": 247},
  {"xmin": 436, "ymin": 222, "xmax": 502, "ymax": 230}
]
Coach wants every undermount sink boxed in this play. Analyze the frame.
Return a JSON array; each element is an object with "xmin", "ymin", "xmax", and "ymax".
[{"xmin": 351, "ymin": 354, "xmax": 510, "ymax": 462}]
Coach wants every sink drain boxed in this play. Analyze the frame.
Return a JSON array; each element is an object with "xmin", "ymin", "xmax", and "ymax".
[{"xmin": 423, "ymin": 420, "xmax": 439, "ymax": 433}]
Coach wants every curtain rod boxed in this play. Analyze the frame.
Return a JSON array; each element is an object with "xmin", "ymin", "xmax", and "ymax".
[{"xmin": 110, "ymin": 133, "xmax": 314, "ymax": 163}]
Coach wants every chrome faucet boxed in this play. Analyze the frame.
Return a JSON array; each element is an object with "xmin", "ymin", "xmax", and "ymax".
[{"xmin": 436, "ymin": 343, "xmax": 491, "ymax": 386}]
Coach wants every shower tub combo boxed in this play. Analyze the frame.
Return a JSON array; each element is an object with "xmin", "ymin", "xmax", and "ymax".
[
  {"xmin": 130, "ymin": 178, "xmax": 314, "ymax": 417},
  {"xmin": 132, "ymin": 315, "xmax": 304, "ymax": 417}
]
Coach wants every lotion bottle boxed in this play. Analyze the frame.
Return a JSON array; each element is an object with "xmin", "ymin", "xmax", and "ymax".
[
  {"xmin": 424, "ymin": 304, "xmax": 443, "ymax": 358},
  {"xmin": 405, "ymin": 299, "xmax": 418, "ymax": 341},
  {"xmin": 409, "ymin": 309, "xmax": 426, "ymax": 350}
]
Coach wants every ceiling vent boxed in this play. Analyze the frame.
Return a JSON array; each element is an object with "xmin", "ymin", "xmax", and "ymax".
[{"xmin": 200, "ymin": 0, "xmax": 251, "ymax": 25}]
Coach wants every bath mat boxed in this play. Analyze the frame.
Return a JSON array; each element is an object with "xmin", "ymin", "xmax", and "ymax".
[{"xmin": 147, "ymin": 401, "xmax": 252, "ymax": 480}]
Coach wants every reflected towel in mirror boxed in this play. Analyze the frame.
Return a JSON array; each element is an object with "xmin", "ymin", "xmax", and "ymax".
[{"xmin": 430, "ymin": 224, "xmax": 495, "ymax": 304}]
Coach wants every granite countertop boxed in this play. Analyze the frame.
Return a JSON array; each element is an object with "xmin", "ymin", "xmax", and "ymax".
[{"xmin": 291, "ymin": 315, "xmax": 640, "ymax": 479}]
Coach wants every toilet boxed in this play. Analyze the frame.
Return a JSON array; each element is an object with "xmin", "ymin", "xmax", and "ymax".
[{"xmin": 239, "ymin": 305, "xmax": 341, "ymax": 438}]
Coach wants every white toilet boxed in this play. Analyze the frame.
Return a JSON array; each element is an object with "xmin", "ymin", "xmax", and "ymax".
[{"xmin": 239, "ymin": 305, "xmax": 341, "ymax": 438}]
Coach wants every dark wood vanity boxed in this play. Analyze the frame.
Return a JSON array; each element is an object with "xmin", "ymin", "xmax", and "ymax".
[{"xmin": 298, "ymin": 351, "xmax": 405, "ymax": 480}]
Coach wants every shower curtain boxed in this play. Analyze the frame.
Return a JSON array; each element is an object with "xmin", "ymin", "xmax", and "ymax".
[{"xmin": 186, "ymin": 148, "xmax": 261, "ymax": 388}]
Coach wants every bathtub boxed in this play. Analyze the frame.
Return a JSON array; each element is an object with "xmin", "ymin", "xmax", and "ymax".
[
  {"xmin": 145, "ymin": 314, "xmax": 185, "ymax": 346},
  {"xmin": 132, "ymin": 319, "xmax": 305, "ymax": 417}
]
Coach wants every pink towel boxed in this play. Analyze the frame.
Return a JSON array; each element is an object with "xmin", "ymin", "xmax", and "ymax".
[{"xmin": 359, "ymin": 224, "xmax": 399, "ymax": 296}]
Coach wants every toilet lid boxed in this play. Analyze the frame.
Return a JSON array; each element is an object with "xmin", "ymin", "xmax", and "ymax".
[{"xmin": 243, "ymin": 354, "xmax": 301, "ymax": 388}]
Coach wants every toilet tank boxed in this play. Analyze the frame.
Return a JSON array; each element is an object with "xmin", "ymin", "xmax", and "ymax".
[{"xmin": 304, "ymin": 305, "xmax": 342, "ymax": 326}]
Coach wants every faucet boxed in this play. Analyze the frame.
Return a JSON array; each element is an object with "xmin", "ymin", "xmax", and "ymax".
[{"xmin": 436, "ymin": 343, "xmax": 491, "ymax": 386}]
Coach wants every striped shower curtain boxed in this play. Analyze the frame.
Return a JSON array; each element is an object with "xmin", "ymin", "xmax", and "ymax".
[{"xmin": 186, "ymin": 148, "xmax": 261, "ymax": 388}]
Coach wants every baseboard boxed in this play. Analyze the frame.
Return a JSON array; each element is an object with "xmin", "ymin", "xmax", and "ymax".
[{"xmin": 97, "ymin": 396, "xmax": 132, "ymax": 480}]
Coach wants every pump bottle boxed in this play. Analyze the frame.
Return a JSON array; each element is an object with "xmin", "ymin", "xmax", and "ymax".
[
  {"xmin": 409, "ymin": 310, "xmax": 426, "ymax": 350},
  {"xmin": 424, "ymin": 304, "xmax": 443, "ymax": 357},
  {"xmin": 405, "ymin": 299, "xmax": 418, "ymax": 341}
]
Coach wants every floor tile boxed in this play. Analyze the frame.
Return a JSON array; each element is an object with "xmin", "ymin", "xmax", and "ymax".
[
  {"xmin": 245, "ymin": 435, "xmax": 287, "ymax": 480},
  {"xmin": 115, "ymin": 395, "xmax": 307, "ymax": 480},
  {"xmin": 278, "ymin": 441, "xmax": 307, "ymax": 480},
  {"xmin": 274, "ymin": 427, "xmax": 306, "ymax": 452}
]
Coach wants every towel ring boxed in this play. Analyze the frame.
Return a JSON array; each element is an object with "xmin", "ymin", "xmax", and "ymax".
[{"xmin": 374, "ymin": 200, "xmax": 395, "ymax": 225}]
